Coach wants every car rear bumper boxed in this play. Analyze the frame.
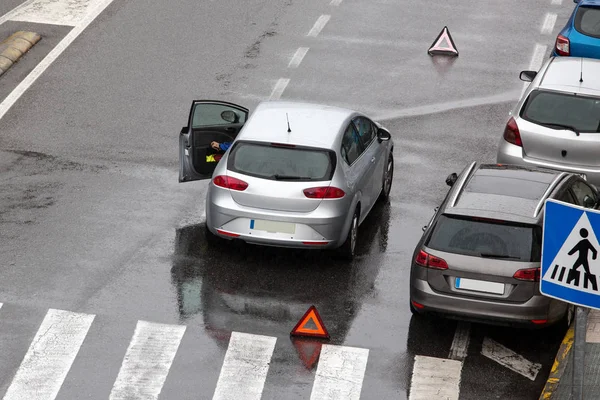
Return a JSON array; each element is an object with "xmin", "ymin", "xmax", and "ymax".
[
  {"xmin": 497, "ymin": 138, "xmax": 600, "ymax": 188},
  {"xmin": 410, "ymin": 277, "xmax": 566, "ymax": 327}
]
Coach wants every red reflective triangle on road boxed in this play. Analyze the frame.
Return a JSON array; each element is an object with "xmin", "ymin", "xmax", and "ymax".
[
  {"xmin": 428, "ymin": 26, "xmax": 459, "ymax": 57},
  {"xmin": 292, "ymin": 338, "xmax": 322, "ymax": 370}
]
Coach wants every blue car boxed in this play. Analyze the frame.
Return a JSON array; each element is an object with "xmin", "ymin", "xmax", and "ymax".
[{"xmin": 553, "ymin": 0, "xmax": 600, "ymax": 58}]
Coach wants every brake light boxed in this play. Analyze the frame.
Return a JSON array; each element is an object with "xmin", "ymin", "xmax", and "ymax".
[
  {"xmin": 212, "ymin": 175, "xmax": 248, "ymax": 191},
  {"xmin": 415, "ymin": 249, "xmax": 448, "ymax": 270},
  {"xmin": 513, "ymin": 267, "xmax": 540, "ymax": 282},
  {"xmin": 503, "ymin": 117, "xmax": 522, "ymax": 147},
  {"xmin": 555, "ymin": 34, "xmax": 570, "ymax": 56},
  {"xmin": 303, "ymin": 186, "xmax": 345, "ymax": 199}
]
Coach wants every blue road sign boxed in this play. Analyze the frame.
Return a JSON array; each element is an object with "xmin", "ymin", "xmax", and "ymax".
[{"xmin": 541, "ymin": 199, "xmax": 600, "ymax": 309}]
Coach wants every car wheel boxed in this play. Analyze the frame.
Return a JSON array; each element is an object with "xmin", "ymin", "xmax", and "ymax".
[
  {"xmin": 410, "ymin": 301, "xmax": 418, "ymax": 315},
  {"xmin": 337, "ymin": 208, "xmax": 359, "ymax": 261},
  {"xmin": 379, "ymin": 153, "xmax": 394, "ymax": 201}
]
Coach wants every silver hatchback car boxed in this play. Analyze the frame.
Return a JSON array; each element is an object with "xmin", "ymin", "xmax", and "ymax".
[
  {"xmin": 410, "ymin": 163, "xmax": 600, "ymax": 328},
  {"xmin": 179, "ymin": 100, "xmax": 394, "ymax": 259},
  {"xmin": 497, "ymin": 57, "xmax": 600, "ymax": 187}
]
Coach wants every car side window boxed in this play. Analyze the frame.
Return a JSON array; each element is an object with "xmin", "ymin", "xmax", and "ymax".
[
  {"xmin": 556, "ymin": 188, "xmax": 577, "ymax": 204},
  {"xmin": 192, "ymin": 104, "xmax": 246, "ymax": 128},
  {"xmin": 352, "ymin": 117, "xmax": 376, "ymax": 148},
  {"xmin": 341, "ymin": 123, "xmax": 364, "ymax": 165},
  {"xmin": 571, "ymin": 180, "xmax": 598, "ymax": 206}
]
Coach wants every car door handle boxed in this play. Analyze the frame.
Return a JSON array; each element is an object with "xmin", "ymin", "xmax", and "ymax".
[
  {"xmin": 371, "ymin": 157, "xmax": 376, "ymax": 163},
  {"xmin": 225, "ymin": 127, "xmax": 235, "ymax": 132}
]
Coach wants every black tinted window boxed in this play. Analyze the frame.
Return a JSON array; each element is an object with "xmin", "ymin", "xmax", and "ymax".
[
  {"xmin": 341, "ymin": 124, "xmax": 364, "ymax": 165},
  {"xmin": 228, "ymin": 142, "xmax": 335, "ymax": 181},
  {"xmin": 521, "ymin": 90, "xmax": 600, "ymax": 133},
  {"xmin": 575, "ymin": 6, "xmax": 600, "ymax": 38},
  {"xmin": 192, "ymin": 104, "xmax": 246, "ymax": 128},
  {"xmin": 571, "ymin": 180, "xmax": 598, "ymax": 205},
  {"xmin": 353, "ymin": 117, "xmax": 376, "ymax": 147},
  {"xmin": 425, "ymin": 215, "xmax": 541, "ymax": 262}
]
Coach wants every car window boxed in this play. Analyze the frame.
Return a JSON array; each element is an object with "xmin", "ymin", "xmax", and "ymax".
[
  {"xmin": 556, "ymin": 188, "xmax": 577, "ymax": 204},
  {"xmin": 521, "ymin": 90, "xmax": 600, "ymax": 133},
  {"xmin": 352, "ymin": 117, "xmax": 376, "ymax": 148},
  {"xmin": 228, "ymin": 142, "xmax": 336, "ymax": 181},
  {"xmin": 575, "ymin": 6, "xmax": 600, "ymax": 38},
  {"xmin": 192, "ymin": 104, "xmax": 247, "ymax": 128},
  {"xmin": 341, "ymin": 123, "xmax": 364, "ymax": 165},
  {"xmin": 571, "ymin": 180, "xmax": 598, "ymax": 205},
  {"xmin": 425, "ymin": 215, "xmax": 542, "ymax": 262}
]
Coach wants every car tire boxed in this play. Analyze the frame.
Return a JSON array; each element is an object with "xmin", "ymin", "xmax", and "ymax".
[
  {"xmin": 410, "ymin": 301, "xmax": 418, "ymax": 315},
  {"xmin": 379, "ymin": 153, "xmax": 394, "ymax": 202},
  {"xmin": 337, "ymin": 208, "xmax": 359, "ymax": 261}
]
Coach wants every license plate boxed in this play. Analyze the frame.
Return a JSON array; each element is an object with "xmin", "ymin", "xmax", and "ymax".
[
  {"xmin": 250, "ymin": 219, "xmax": 296, "ymax": 234},
  {"xmin": 455, "ymin": 277, "xmax": 504, "ymax": 295}
]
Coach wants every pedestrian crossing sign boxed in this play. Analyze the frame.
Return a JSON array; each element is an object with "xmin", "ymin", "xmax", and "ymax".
[{"xmin": 541, "ymin": 199, "xmax": 600, "ymax": 309}]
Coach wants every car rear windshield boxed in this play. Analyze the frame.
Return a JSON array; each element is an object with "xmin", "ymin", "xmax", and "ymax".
[
  {"xmin": 425, "ymin": 215, "xmax": 542, "ymax": 262},
  {"xmin": 227, "ymin": 141, "xmax": 336, "ymax": 181},
  {"xmin": 575, "ymin": 6, "xmax": 600, "ymax": 38},
  {"xmin": 521, "ymin": 90, "xmax": 600, "ymax": 133}
]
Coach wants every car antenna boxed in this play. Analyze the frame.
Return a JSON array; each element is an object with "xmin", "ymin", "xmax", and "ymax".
[
  {"xmin": 286, "ymin": 113, "xmax": 292, "ymax": 133},
  {"xmin": 580, "ymin": 58, "xmax": 584, "ymax": 83}
]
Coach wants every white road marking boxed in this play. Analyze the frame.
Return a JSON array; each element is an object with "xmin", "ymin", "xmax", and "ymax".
[
  {"xmin": 269, "ymin": 78, "xmax": 290, "ymax": 100},
  {"xmin": 0, "ymin": 0, "xmax": 116, "ymax": 123},
  {"xmin": 4, "ymin": 0, "xmax": 107, "ymax": 27},
  {"xmin": 448, "ymin": 322, "xmax": 471, "ymax": 361},
  {"xmin": 288, "ymin": 47, "xmax": 309, "ymax": 68},
  {"xmin": 481, "ymin": 337, "xmax": 542, "ymax": 381},
  {"xmin": 586, "ymin": 309, "xmax": 600, "ymax": 343},
  {"xmin": 3, "ymin": 309, "xmax": 95, "ymax": 400},
  {"xmin": 551, "ymin": 0, "xmax": 563, "ymax": 5},
  {"xmin": 212, "ymin": 332, "xmax": 277, "ymax": 400},
  {"xmin": 541, "ymin": 13, "xmax": 558, "ymax": 35},
  {"xmin": 521, "ymin": 43, "xmax": 547, "ymax": 97},
  {"xmin": 330, "ymin": 0, "xmax": 343, "ymax": 5},
  {"xmin": 109, "ymin": 321, "xmax": 186, "ymax": 400},
  {"xmin": 310, "ymin": 345, "xmax": 369, "ymax": 400},
  {"xmin": 409, "ymin": 356, "xmax": 462, "ymax": 400},
  {"xmin": 307, "ymin": 15, "xmax": 331, "ymax": 37}
]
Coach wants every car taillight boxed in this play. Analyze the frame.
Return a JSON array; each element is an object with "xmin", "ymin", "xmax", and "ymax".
[
  {"xmin": 212, "ymin": 175, "xmax": 248, "ymax": 191},
  {"xmin": 415, "ymin": 249, "xmax": 448, "ymax": 270},
  {"xmin": 503, "ymin": 117, "xmax": 522, "ymax": 147},
  {"xmin": 555, "ymin": 34, "xmax": 570, "ymax": 56},
  {"xmin": 513, "ymin": 267, "xmax": 540, "ymax": 282},
  {"xmin": 303, "ymin": 186, "xmax": 345, "ymax": 199}
]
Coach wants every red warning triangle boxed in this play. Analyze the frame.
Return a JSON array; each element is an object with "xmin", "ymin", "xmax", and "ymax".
[
  {"xmin": 292, "ymin": 338, "xmax": 323, "ymax": 370},
  {"xmin": 290, "ymin": 305, "xmax": 330, "ymax": 339},
  {"xmin": 428, "ymin": 26, "xmax": 459, "ymax": 57}
]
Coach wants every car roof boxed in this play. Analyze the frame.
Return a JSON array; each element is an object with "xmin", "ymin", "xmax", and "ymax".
[
  {"xmin": 444, "ymin": 164, "xmax": 568, "ymax": 224},
  {"xmin": 538, "ymin": 57, "xmax": 600, "ymax": 97},
  {"xmin": 236, "ymin": 101, "xmax": 357, "ymax": 149},
  {"xmin": 579, "ymin": 0, "xmax": 600, "ymax": 6}
]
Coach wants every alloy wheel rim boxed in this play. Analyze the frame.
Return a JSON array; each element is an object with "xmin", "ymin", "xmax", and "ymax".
[{"xmin": 385, "ymin": 160, "xmax": 393, "ymax": 194}]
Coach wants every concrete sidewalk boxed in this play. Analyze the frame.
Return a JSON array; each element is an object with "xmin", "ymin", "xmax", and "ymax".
[{"xmin": 540, "ymin": 310, "xmax": 600, "ymax": 399}]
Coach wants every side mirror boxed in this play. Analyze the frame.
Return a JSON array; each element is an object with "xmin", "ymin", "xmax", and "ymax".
[
  {"xmin": 446, "ymin": 173, "xmax": 458, "ymax": 187},
  {"xmin": 180, "ymin": 126, "xmax": 188, "ymax": 135},
  {"xmin": 519, "ymin": 70, "xmax": 537, "ymax": 82},
  {"xmin": 221, "ymin": 110, "xmax": 238, "ymax": 123},
  {"xmin": 377, "ymin": 128, "xmax": 391, "ymax": 142},
  {"xmin": 583, "ymin": 195, "xmax": 596, "ymax": 208},
  {"xmin": 422, "ymin": 225, "xmax": 427, "ymax": 232}
]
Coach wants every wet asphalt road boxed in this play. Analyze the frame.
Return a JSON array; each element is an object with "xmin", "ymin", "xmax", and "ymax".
[{"xmin": 0, "ymin": 0, "xmax": 578, "ymax": 398}]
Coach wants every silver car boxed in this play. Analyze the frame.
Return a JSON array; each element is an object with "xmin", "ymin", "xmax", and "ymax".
[
  {"xmin": 410, "ymin": 163, "xmax": 600, "ymax": 328},
  {"xmin": 497, "ymin": 56, "xmax": 600, "ymax": 187},
  {"xmin": 179, "ymin": 100, "xmax": 394, "ymax": 259}
]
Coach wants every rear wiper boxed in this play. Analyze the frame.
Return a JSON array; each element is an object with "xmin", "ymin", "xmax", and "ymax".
[
  {"xmin": 541, "ymin": 123, "xmax": 580, "ymax": 136},
  {"xmin": 271, "ymin": 174, "xmax": 313, "ymax": 180},
  {"xmin": 479, "ymin": 253, "xmax": 521, "ymax": 260}
]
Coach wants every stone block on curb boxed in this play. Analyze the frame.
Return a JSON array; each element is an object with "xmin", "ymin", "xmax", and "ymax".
[
  {"xmin": 0, "ymin": 31, "xmax": 41, "ymax": 77},
  {"xmin": 14, "ymin": 31, "xmax": 41, "ymax": 46},
  {"xmin": 0, "ymin": 55, "xmax": 13, "ymax": 72}
]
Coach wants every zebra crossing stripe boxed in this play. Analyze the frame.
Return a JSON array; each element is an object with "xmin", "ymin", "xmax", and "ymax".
[
  {"xmin": 3, "ymin": 309, "xmax": 95, "ymax": 400},
  {"xmin": 310, "ymin": 344, "xmax": 369, "ymax": 400},
  {"xmin": 109, "ymin": 321, "xmax": 186, "ymax": 400},
  {"xmin": 212, "ymin": 332, "xmax": 277, "ymax": 400},
  {"xmin": 409, "ymin": 355, "xmax": 462, "ymax": 400}
]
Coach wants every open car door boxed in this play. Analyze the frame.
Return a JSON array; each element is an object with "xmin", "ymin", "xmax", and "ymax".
[{"xmin": 179, "ymin": 100, "xmax": 249, "ymax": 182}]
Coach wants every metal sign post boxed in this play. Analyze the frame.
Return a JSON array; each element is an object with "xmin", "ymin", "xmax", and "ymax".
[{"xmin": 572, "ymin": 306, "xmax": 589, "ymax": 400}]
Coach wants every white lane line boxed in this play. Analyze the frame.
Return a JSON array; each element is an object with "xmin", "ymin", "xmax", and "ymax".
[
  {"xmin": 481, "ymin": 337, "xmax": 542, "ymax": 381},
  {"xmin": 0, "ymin": 0, "xmax": 117, "ymax": 123},
  {"xmin": 330, "ymin": 0, "xmax": 343, "ymax": 5},
  {"xmin": 3, "ymin": 309, "xmax": 95, "ymax": 400},
  {"xmin": 307, "ymin": 15, "xmax": 331, "ymax": 37},
  {"xmin": 521, "ymin": 43, "xmax": 547, "ymax": 97},
  {"xmin": 586, "ymin": 309, "xmax": 600, "ymax": 343},
  {"xmin": 0, "ymin": 0, "xmax": 36, "ymax": 26},
  {"xmin": 269, "ymin": 78, "xmax": 290, "ymax": 100},
  {"xmin": 4, "ymin": 0, "xmax": 108, "ymax": 27},
  {"xmin": 288, "ymin": 47, "xmax": 309, "ymax": 68},
  {"xmin": 551, "ymin": 0, "xmax": 563, "ymax": 5},
  {"xmin": 212, "ymin": 332, "xmax": 277, "ymax": 400},
  {"xmin": 310, "ymin": 345, "xmax": 369, "ymax": 400},
  {"xmin": 541, "ymin": 13, "xmax": 558, "ymax": 35},
  {"xmin": 109, "ymin": 321, "xmax": 186, "ymax": 400},
  {"xmin": 409, "ymin": 356, "xmax": 462, "ymax": 400},
  {"xmin": 448, "ymin": 322, "xmax": 471, "ymax": 361}
]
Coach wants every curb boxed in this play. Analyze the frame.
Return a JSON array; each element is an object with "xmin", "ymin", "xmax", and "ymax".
[
  {"xmin": 539, "ymin": 325, "xmax": 575, "ymax": 400},
  {"xmin": 0, "ymin": 31, "xmax": 41, "ymax": 77}
]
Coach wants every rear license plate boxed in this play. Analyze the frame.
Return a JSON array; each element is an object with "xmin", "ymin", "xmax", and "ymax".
[
  {"xmin": 250, "ymin": 219, "xmax": 296, "ymax": 234},
  {"xmin": 455, "ymin": 277, "xmax": 504, "ymax": 295}
]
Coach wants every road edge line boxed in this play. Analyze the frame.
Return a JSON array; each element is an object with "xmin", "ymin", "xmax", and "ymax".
[{"xmin": 539, "ymin": 324, "xmax": 575, "ymax": 400}]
